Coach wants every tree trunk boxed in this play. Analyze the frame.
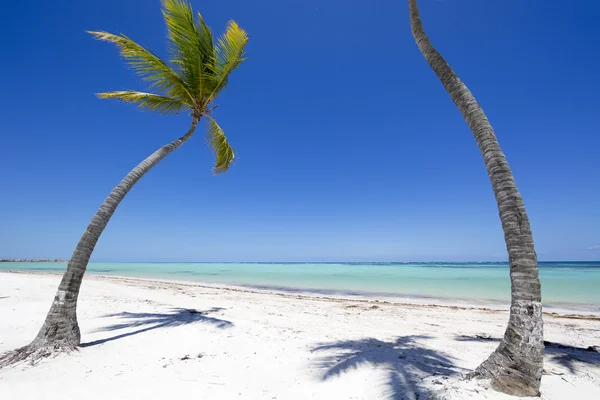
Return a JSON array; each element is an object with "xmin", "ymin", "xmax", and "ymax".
[
  {"xmin": 1, "ymin": 116, "xmax": 199, "ymax": 367},
  {"xmin": 407, "ymin": 0, "xmax": 543, "ymax": 396}
]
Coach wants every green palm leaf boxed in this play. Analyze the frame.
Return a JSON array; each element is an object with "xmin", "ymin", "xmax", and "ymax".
[
  {"xmin": 206, "ymin": 21, "xmax": 248, "ymax": 104},
  {"xmin": 205, "ymin": 116, "xmax": 235, "ymax": 174},
  {"xmin": 161, "ymin": 0, "xmax": 215, "ymax": 99},
  {"xmin": 91, "ymin": 0, "xmax": 246, "ymax": 175},
  {"xmin": 97, "ymin": 91, "xmax": 189, "ymax": 115},
  {"xmin": 87, "ymin": 30, "xmax": 193, "ymax": 102}
]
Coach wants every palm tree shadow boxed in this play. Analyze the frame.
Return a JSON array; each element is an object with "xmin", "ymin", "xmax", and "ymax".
[
  {"xmin": 80, "ymin": 307, "xmax": 233, "ymax": 348},
  {"xmin": 312, "ymin": 335, "xmax": 462, "ymax": 400},
  {"xmin": 455, "ymin": 334, "xmax": 600, "ymax": 374}
]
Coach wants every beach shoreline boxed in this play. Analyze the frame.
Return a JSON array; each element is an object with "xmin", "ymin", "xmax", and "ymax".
[
  {"xmin": 4, "ymin": 270, "xmax": 599, "ymax": 317},
  {"xmin": 2, "ymin": 261, "xmax": 598, "ymax": 309},
  {"xmin": 1, "ymin": 272, "xmax": 598, "ymax": 399}
]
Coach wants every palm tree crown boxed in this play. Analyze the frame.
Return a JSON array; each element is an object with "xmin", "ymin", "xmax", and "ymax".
[{"xmin": 88, "ymin": 0, "xmax": 248, "ymax": 173}]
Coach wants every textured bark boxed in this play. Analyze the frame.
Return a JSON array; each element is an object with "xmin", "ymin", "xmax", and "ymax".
[
  {"xmin": 0, "ymin": 116, "xmax": 199, "ymax": 368},
  {"xmin": 407, "ymin": 0, "xmax": 543, "ymax": 396}
]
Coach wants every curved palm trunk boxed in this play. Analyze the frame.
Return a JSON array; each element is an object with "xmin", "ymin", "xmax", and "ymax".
[
  {"xmin": 1, "ymin": 116, "xmax": 199, "ymax": 366},
  {"xmin": 407, "ymin": 0, "xmax": 543, "ymax": 396}
]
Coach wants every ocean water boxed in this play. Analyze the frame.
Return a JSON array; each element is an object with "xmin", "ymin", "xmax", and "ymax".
[{"xmin": 1, "ymin": 261, "xmax": 599, "ymax": 307}]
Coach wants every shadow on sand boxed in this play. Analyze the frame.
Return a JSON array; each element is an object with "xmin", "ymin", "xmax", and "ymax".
[
  {"xmin": 80, "ymin": 307, "xmax": 233, "ymax": 348},
  {"xmin": 312, "ymin": 335, "xmax": 463, "ymax": 400},
  {"xmin": 455, "ymin": 334, "xmax": 600, "ymax": 374}
]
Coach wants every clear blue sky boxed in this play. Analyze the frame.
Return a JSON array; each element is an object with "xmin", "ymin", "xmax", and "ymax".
[{"xmin": 1, "ymin": 0, "xmax": 598, "ymax": 262}]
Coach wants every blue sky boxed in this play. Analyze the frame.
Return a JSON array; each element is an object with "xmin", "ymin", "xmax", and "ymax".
[{"xmin": 1, "ymin": 0, "xmax": 598, "ymax": 262}]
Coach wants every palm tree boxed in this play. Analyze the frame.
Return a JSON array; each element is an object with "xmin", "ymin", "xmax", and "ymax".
[
  {"xmin": 0, "ymin": 0, "xmax": 248, "ymax": 367},
  {"xmin": 407, "ymin": 0, "xmax": 543, "ymax": 396}
]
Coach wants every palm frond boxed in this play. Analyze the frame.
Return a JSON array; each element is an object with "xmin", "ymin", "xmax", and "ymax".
[
  {"xmin": 205, "ymin": 116, "xmax": 235, "ymax": 174},
  {"xmin": 206, "ymin": 21, "xmax": 248, "ymax": 104},
  {"xmin": 161, "ymin": 0, "xmax": 215, "ymax": 98},
  {"xmin": 97, "ymin": 91, "xmax": 189, "ymax": 115},
  {"xmin": 88, "ymin": 30, "xmax": 192, "ymax": 102},
  {"xmin": 195, "ymin": 12, "xmax": 219, "ymax": 97}
]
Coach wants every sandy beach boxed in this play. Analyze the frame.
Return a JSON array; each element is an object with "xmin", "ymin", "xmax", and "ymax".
[{"xmin": 0, "ymin": 272, "xmax": 598, "ymax": 399}]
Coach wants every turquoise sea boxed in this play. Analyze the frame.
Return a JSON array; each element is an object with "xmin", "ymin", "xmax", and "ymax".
[{"xmin": 1, "ymin": 261, "xmax": 599, "ymax": 308}]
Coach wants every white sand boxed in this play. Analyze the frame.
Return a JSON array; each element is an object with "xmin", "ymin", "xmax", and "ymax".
[{"xmin": 0, "ymin": 272, "xmax": 598, "ymax": 400}]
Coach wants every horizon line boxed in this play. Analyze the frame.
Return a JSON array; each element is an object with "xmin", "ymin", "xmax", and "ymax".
[{"xmin": 2, "ymin": 259, "xmax": 599, "ymax": 264}]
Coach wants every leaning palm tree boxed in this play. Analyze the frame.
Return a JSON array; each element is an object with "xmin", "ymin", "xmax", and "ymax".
[
  {"xmin": 407, "ymin": 0, "xmax": 543, "ymax": 397},
  {"xmin": 0, "ymin": 0, "xmax": 247, "ymax": 367}
]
